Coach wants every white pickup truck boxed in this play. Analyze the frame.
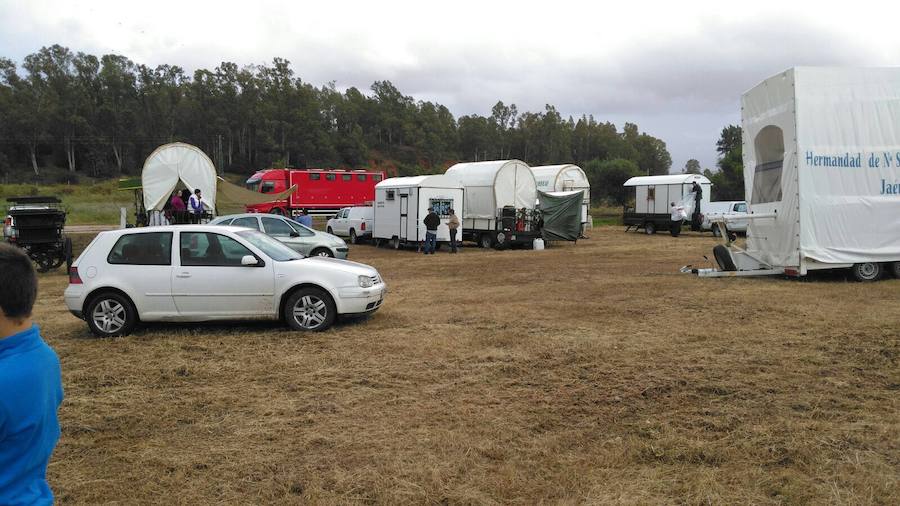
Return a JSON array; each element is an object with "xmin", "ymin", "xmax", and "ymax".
[
  {"xmin": 701, "ymin": 201, "xmax": 749, "ymax": 236},
  {"xmin": 326, "ymin": 206, "xmax": 374, "ymax": 244}
]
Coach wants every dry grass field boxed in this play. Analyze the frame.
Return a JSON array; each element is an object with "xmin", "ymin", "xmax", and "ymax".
[{"xmin": 36, "ymin": 227, "xmax": 899, "ymax": 504}]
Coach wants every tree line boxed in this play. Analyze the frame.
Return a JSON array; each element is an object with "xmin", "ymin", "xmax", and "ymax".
[{"xmin": 1, "ymin": 44, "xmax": 697, "ymax": 204}]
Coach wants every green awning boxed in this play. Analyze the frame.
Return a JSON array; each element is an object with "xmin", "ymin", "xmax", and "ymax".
[{"xmin": 118, "ymin": 177, "xmax": 142, "ymax": 191}]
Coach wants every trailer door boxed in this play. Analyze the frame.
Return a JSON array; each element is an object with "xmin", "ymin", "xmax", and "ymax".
[{"xmin": 399, "ymin": 195, "xmax": 409, "ymax": 240}]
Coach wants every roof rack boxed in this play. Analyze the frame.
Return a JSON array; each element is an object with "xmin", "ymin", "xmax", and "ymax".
[{"xmin": 6, "ymin": 196, "xmax": 62, "ymax": 204}]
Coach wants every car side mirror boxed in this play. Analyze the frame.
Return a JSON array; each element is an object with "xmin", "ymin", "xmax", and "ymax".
[
  {"xmin": 290, "ymin": 231, "xmax": 300, "ymax": 237},
  {"xmin": 241, "ymin": 255, "xmax": 259, "ymax": 266}
]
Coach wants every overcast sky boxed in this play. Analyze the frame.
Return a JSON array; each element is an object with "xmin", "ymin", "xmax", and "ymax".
[{"xmin": 2, "ymin": 0, "xmax": 898, "ymax": 171}]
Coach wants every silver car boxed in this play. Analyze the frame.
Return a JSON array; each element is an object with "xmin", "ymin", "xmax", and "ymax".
[{"xmin": 209, "ymin": 213, "xmax": 349, "ymax": 259}]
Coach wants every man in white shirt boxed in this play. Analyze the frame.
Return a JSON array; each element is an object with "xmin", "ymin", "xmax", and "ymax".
[
  {"xmin": 188, "ymin": 189, "xmax": 204, "ymax": 223},
  {"xmin": 670, "ymin": 201, "xmax": 686, "ymax": 237}
]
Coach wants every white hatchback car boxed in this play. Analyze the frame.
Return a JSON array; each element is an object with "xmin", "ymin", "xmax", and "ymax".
[{"xmin": 64, "ymin": 225, "xmax": 386, "ymax": 337}]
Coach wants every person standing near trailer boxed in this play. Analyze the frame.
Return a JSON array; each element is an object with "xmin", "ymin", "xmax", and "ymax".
[
  {"xmin": 423, "ymin": 207, "xmax": 440, "ymax": 254},
  {"xmin": 169, "ymin": 191, "xmax": 187, "ymax": 224},
  {"xmin": 447, "ymin": 209, "xmax": 460, "ymax": 253},
  {"xmin": 690, "ymin": 181, "xmax": 703, "ymax": 231},
  {"xmin": 670, "ymin": 201, "xmax": 686, "ymax": 237},
  {"xmin": 188, "ymin": 189, "xmax": 204, "ymax": 224}
]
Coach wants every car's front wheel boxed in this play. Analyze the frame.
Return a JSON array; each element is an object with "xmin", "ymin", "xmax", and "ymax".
[
  {"xmin": 86, "ymin": 292, "xmax": 138, "ymax": 337},
  {"xmin": 310, "ymin": 247, "xmax": 334, "ymax": 258},
  {"xmin": 284, "ymin": 288, "xmax": 336, "ymax": 331}
]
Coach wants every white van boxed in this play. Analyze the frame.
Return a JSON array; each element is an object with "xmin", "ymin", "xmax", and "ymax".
[
  {"xmin": 326, "ymin": 206, "xmax": 373, "ymax": 244},
  {"xmin": 701, "ymin": 201, "xmax": 749, "ymax": 235}
]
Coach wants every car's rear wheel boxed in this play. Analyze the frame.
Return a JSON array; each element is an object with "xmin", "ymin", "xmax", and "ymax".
[
  {"xmin": 86, "ymin": 292, "xmax": 138, "ymax": 337},
  {"xmin": 349, "ymin": 229, "xmax": 358, "ymax": 244},
  {"xmin": 311, "ymin": 247, "xmax": 334, "ymax": 258},
  {"xmin": 284, "ymin": 287, "xmax": 336, "ymax": 331},
  {"xmin": 644, "ymin": 222, "xmax": 656, "ymax": 235},
  {"xmin": 479, "ymin": 233, "xmax": 494, "ymax": 249}
]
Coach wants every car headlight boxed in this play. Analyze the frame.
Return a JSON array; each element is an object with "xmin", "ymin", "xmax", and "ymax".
[{"xmin": 358, "ymin": 275, "xmax": 374, "ymax": 288}]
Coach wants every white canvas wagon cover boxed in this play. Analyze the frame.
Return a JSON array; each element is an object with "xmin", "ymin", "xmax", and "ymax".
[
  {"xmin": 444, "ymin": 160, "xmax": 536, "ymax": 220},
  {"xmin": 531, "ymin": 164, "xmax": 589, "ymax": 192},
  {"xmin": 142, "ymin": 143, "xmax": 218, "ymax": 211}
]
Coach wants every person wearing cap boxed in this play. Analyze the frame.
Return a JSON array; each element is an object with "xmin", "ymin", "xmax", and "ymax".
[
  {"xmin": 0, "ymin": 244, "xmax": 64, "ymax": 505},
  {"xmin": 422, "ymin": 206, "xmax": 440, "ymax": 254}
]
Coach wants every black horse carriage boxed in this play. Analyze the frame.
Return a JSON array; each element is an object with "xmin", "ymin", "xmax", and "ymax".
[{"xmin": 3, "ymin": 196, "xmax": 73, "ymax": 272}]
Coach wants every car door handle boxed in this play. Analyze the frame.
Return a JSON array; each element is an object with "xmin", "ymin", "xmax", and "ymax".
[{"xmin": 176, "ymin": 272, "xmax": 191, "ymax": 278}]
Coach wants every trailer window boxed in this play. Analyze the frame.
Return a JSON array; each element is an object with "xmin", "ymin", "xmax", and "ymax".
[
  {"xmin": 647, "ymin": 186, "xmax": 656, "ymax": 201},
  {"xmin": 309, "ymin": 173, "xmax": 321, "ymax": 181},
  {"xmin": 373, "ymin": 174, "xmax": 383, "ymax": 182},
  {"xmin": 386, "ymin": 190, "xmax": 395, "ymax": 201},
  {"xmin": 752, "ymin": 125, "xmax": 784, "ymax": 204},
  {"xmin": 326, "ymin": 173, "xmax": 336, "ymax": 181},
  {"xmin": 342, "ymin": 174, "xmax": 352, "ymax": 181},
  {"xmin": 429, "ymin": 199, "xmax": 453, "ymax": 217},
  {"xmin": 357, "ymin": 174, "xmax": 367, "ymax": 182}
]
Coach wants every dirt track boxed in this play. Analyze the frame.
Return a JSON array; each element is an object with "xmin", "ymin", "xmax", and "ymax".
[{"xmin": 36, "ymin": 227, "xmax": 899, "ymax": 504}]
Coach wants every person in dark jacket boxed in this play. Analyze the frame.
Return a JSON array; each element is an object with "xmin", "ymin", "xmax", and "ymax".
[
  {"xmin": 691, "ymin": 181, "xmax": 703, "ymax": 231},
  {"xmin": 0, "ymin": 244, "xmax": 63, "ymax": 506},
  {"xmin": 422, "ymin": 207, "xmax": 440, "ymax": 254}
]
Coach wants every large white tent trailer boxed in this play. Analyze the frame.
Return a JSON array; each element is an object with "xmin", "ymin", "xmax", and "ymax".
[
  {"xmin": 444, "ymin": 160, "xmax": 541, "ymax": 249},
  {"xmin": 372, "ymin": 175, "xmax": 464, "ymax": 250},
  {"xmin": 622, "ymin": 174, "xmax": 711, "ymax": 234},
  {"xmin": 531, "ymin": 164, "xmax": 591, "ymax": 229},
  {"xmin": 695, "ymin": 67, "xmax": 900, "ymax": 281}
]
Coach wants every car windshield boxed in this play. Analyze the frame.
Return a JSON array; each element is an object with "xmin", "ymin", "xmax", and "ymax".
[{"xmin": 236, "ymin": 230, "xmax": 303, "ymax": 261}]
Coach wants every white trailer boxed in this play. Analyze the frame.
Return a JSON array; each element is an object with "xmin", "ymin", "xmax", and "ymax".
[
  {"xmin": 372, "ymin": 175, "xmax": 464, "ymax": 250},
  {"xmin": 622, "ymin": 174, "xmax": 711, "ymax": 234},
  {"xmin": 444, "ymin": 160, "xmax": 539, "ymax": 248},
  {"xmin": 697, "ymin": 67, "xmax": 900, "ymax": 281},
  {"xmin": 531, "ymin": 164, "xmax": 591, "ymax": 227}
]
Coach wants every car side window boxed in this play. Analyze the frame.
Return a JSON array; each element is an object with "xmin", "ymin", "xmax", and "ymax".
[
  {"xmin": 289, "ymin": 221, "xmax": 316, "ymax": 237},
  {"xmin": 734, "ymin": 203, "xmax": 747, "ymax": 213},
  {"xmin": 232, "ymin": 217, "xmax": 261, "ymax": 231},
  {"xmin": 107, "ymin": 232, "xmax": 172, "ymax": 265},
  {"xmin": 341, "ymin": 209, "xmax": 350, "ymax": 219},
  {"xmin": 262, "ymin": 217, "xmax": 295, "ymax": 237},
  {"xmin": 180, "ymin": 232, "xmax": 254, "ymax": 266},
  {"xmin": 217, "ymin": 218, "xmax": 234, "ymax": 225}
]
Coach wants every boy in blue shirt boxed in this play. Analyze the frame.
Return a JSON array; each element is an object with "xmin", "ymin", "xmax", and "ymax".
[{"xmin": 0, "ymin": 244, "xmax": 64, "ymax": 505}]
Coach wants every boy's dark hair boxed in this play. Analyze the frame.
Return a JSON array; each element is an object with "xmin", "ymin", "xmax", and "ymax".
[
  {"xmin": 0, "ymin": 244, "xmax": 38, "ymax": 319},
  {"xmin": 194, "ymin": 189, "xmax": 201, "ymax": 194}
]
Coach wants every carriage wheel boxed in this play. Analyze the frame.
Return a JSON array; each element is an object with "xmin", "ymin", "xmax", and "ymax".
[{"xmin": 33, "ymin": 251, "xmax": 56, "ymax": 272}]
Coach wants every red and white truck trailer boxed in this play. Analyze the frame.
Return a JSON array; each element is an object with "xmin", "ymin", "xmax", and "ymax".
[{"xmin": 244, "ymin": 168, "xmax": 385, "ymax": 216}]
